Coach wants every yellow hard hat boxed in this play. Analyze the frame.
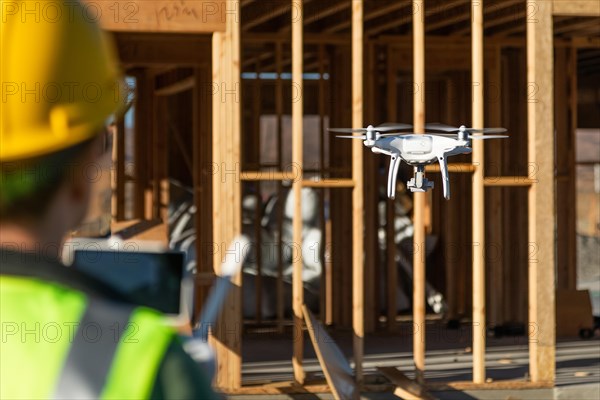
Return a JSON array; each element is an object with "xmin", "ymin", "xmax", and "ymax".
[{"xmin": 1, "ymin": 0, "xmax": 126, "ymax": 161}]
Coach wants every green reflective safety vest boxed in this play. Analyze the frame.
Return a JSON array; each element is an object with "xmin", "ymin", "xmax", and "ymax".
[{"xmin": 1, "ymin": 276, "xmax": 175, "ymax": 399}]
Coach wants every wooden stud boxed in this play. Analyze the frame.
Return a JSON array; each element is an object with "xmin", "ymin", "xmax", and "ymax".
[
  {"xmin": 291, "ymin": 0, "xmax": 305, "ymax": 385},
  {"xmin": 326, "ymin": 2, "xmax": 411, "ymax": 34},
  {"xmin": 471, "ymin": 0, "xmax": 486, "ymax": 384},
  {"xmin": 352, "ymin": 0, "xmax": 365, "ymax": 385},
  {"xmin": 412, "ymin": 0, "xmax": 426, "ymax": 385},
  {"xmin": 133, "ymin": 71, "xmax": 149, "ymax": 220},
  {"xmin": 211, "ymin": 0, "xmax": 243, "ymax": 389},
  {"xmin": 527, "ymin": 0, "xmax": 556, "ymax": 384},
  {"xmin": 114, "ymin": 116, "xmax": 126, "ymax": 221},
  {"xmin": 154, "ymin": 76, "xmax": 195, "ymax": 96}
]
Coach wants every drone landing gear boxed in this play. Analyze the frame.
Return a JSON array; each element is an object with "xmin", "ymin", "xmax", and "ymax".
[{"xmin": 407, "ymin": 165, "xmax": 434, "ymax": 193}]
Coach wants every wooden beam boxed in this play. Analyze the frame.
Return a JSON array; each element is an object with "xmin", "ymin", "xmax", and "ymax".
[
  {"xmin": 367, "ymin": 0, "xmax": 468, "ymax": 37},
  {"xmin": 423, "ymin": 0, "xmax": 521, "ymax": 34},
  {"xmin": 352, "ymin": 0, "xmax": 364, "ymax": 385},
  {"xmin": 453, "ymin": 8, "xmax": 525, "ymax": 36},
  {"xmin": 553, "ymin": 18, "xmax": 600, "ymax": 35},
  {"xmin": 113, "ymin": 117, "xmax": 126, "ymax": 221},
  {"xmin": 425, "ymin": 163, "xmax": 476, "ymax": 173},
  {"xmin": 377, "ymin": 367, "xmax": 435, "ymax": 400},
  {"xmin": 243, "ymin": 32, "xmax": 349, "ymax": 45},
  {"xmin": 240, "ymin": 171, "xmax": 291, "ymax": 181},
  {"xmin": 527, "ymin": 0, "xmax": 556, "ymax": 384},
  {"xmin": 211, "ymin": 0, "xmax": 242, "ymax": 389},
  {"xmin": 133, "ymin": 71, "xmax": 151, "ymax": 219},
  {"xmin": 412, "ymin": 0, "xmax": 426, "ymax": 385},
  {"xmin": 471, "ymin": 0, "xmax": 486, "ymax": 384},
  {"xmin": 279, "ymin": 0, "xmax": 350, "ymax": 33},
  {"xmin": 82, "ymin": 0, "xmax": 226, "ymax": 33},
  {"xmin": 244, "ymin": 2, "xmax": 290, "ymax": 31},
  {"xmin": 326, "ymin": 2, "xmax": 411, "ymax": 34},
  {"xmin": 153, "ymin": 96, "xmax": 169, "ymax": 224},
  {"xmin": 303, "ymin": 179, "xmax": 355, "ymax": 188},
  {"xmin": 154, "ymin": 76, "xmax": 195, "ymax": 96},
  {"xmin": 291, "ymin": 0, "xmax": 305, "ymax": 386},
  {"xmin": 553, "ymin": 0, "xmax": 600, "ymax": 16},
  {"xmin": 483, "ymin": 177, "xmax": 535, "ymax": 187}
]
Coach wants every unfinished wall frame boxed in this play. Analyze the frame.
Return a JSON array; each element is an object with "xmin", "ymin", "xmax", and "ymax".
[{"xmin": 99, "ymin": 0, "xmax": 599, "ymax": 394}]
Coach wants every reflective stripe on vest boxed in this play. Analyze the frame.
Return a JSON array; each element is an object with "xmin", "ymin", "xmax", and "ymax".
[
  {"xmin": 53, "ymin": 299, "xmax": 135, "ymax": 399},
  {"xmin": 0, "ymin": 276, "xmax": 174, "ymax": 399}
]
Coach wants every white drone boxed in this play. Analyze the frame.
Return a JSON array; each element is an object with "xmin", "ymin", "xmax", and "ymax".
[{"xmin": 330, "ymin": 123, "xmax": 508, "ymax": 200}]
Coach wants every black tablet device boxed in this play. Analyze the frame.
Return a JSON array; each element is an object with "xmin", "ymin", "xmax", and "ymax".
[{"xmin": 73, "ymin": 249, "xmax": 184, "ymax": 314}]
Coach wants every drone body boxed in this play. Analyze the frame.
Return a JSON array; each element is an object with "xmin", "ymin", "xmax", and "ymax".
[{"xmin": 331, "ymin": 123, "xmax": 508, "ymax": 200}]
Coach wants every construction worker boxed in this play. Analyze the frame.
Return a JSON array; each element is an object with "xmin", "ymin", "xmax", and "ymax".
[{"xmin": 0, "ymin": 1, "xmax": 217, "ymax": 398}]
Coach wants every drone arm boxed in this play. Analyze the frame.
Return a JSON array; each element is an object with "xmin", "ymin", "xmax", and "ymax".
[
  {"xmin": 437, "ymin": 153, "xmax": 450, "ymax": 199},
  {"xmin": 387, "ymin": 153, "xmax": 402, "ymax": 199},
  {"xmin": 371, "ymin": 147, "xmax": 393, "ymax": 157}
]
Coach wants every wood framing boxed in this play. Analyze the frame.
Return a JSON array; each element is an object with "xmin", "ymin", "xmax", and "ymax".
[
  {"xmin": 291, "ymin": 0, "xmax": 305, "ymax": 386},
  {"xmin": 377, "ymin": 367, "xmax": 435, "ymax": 400},
  {"xmin": 82, "ymin": 0, "xmax": 226, "ymax": 33},
  {"xmin": 211, "ymin": 0, "xmax": 242, "ymax": 389},
  {"xmin": 553, "ymin": 0, "xmax": 600, "ymax": 16},
  {"xmin": 133, "ymin": 71, "xmax": 151, "ymax": 219},
  {"xmin": 412, "ymin": 0, "xmax": 426, "ymax": 385},
  {"xmin": 351, "ymin": 0, "xmax": 364, "ymax": 384},
  {"xmin": 113, "ymin": 116, "xmax": 126, "ymax": 221},
  {"xmin": 527, "ymin": 0, "xmax": 556, "ymax": 384},
  {"xmin": 471, "ymin": 0, "xmax": 486, "ymax": 384},
  {"xmin": 101, "ymin": 0, "xmax": 598, "ymax": 393}
]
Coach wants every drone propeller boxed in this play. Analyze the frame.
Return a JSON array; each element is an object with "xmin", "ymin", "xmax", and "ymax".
[
  {"xmin": 468, "ymin": 134, "xmax": 509, "ymax": 139},
  {"xmin": 425, "ymin": 122, "xmax": 507, "ymax": 134},
  {"xmin": 328, "ymin": 123, "xmax": 412, "ymax": 134},
  {"xmin": 336, "ymin": 132, "xmax": 415, "ymax": 140},
  {"xmin": 329, "ymin": 128, "xmax": 369, "ymax": 133},
  {"xmin": 376, "ymin": 122, "xmax": 413, "ymax": 131},
  {"xmin": 336, "ymin": 135, "xmax": 368, "ymax": 139}
]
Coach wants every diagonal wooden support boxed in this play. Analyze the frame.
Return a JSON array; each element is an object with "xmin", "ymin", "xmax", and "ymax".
[
  {"xmin": 377, "ymin": 367, "xmax": 437, "ymax": 400},
  {"xmin": 303, "ymin": 305, "xmax": 360, "ymax": 400}
]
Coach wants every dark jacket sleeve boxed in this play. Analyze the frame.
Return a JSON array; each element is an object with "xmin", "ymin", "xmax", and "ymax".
[{"xmin": 149, "ymin": 339, "xmax": 221, "ymax": 399}]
